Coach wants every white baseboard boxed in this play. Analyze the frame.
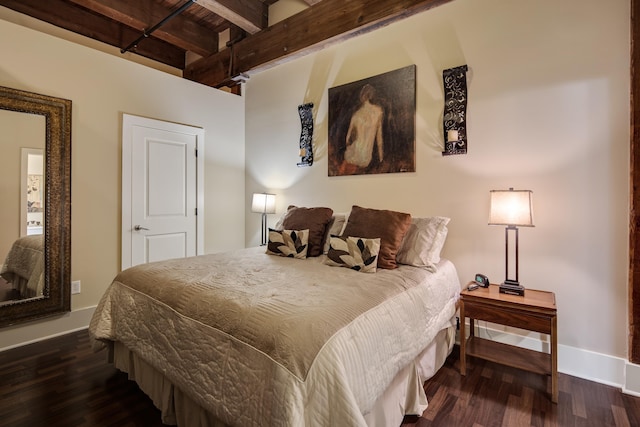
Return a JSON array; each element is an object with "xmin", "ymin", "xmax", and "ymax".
[
  {"xmin": 624, "ymin": 362, "xmax": 640, "ymax": 396},
  {"xmin": 0, "ymin": 305, "xmax": 96, "ymax": 352},
  {"xmin": 558, "ymin": 341, "xmax": 626, "ymax": 388},
  {"xmin": 457, "ymin": 321, "xmax": 635, "ymax": 394}
]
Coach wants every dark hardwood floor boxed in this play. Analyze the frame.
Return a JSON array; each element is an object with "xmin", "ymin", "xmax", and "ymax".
[
  {"xmin": 404, "ymin": 347, "xmax": 640, "ymax": 427},
  {"xmin": 0, "ymin": 329, "xmax": 165, "ymax": 427},
  {"xmin": 1, "ymin": 329, "xmax": 639, "ymax": 426}
]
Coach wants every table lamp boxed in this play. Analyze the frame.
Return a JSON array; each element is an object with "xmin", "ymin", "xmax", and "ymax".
[{"xmin": 488, "ymin": 188, "xmax": 534, "ymax": 296}]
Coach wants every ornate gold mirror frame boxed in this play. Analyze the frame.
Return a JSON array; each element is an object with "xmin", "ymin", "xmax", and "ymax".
[{"xmin": 0, "ymin": 86, "xmax": 71, "ymax": 327}]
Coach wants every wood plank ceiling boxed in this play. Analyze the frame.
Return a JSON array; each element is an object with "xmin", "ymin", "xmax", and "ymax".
[{"xmin": 0, "ymin": 0, "xmax": 452, "ymax": 94}]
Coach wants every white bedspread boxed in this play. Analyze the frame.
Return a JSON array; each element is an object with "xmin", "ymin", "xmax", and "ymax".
[{"xmin": 89, "ymin": 247, "xmax": 460, "ymax": 426}]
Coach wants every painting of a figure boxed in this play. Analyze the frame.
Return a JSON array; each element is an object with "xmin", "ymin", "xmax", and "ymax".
[{"xmin": 328, "ymin": 65, "xmax": 416, "ymax": 176}]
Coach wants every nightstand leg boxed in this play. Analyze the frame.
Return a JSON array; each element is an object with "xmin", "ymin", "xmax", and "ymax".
[
  {"xmin": 460, "ymin": 303, "xmax": 466, "ymax": 375},
  {"xmin": 551, "ymin": 315, "xmax": 558, "ymax": 403}
]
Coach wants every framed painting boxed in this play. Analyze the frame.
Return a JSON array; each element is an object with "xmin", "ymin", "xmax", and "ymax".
[{"xmin": 328, "ymin": 65, "xmax": 416, "ymax": 176}]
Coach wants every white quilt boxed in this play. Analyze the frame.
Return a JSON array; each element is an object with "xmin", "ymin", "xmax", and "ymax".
[{"xmin": 89, "ymin": 247, "xmax": 460, "ymax": 426}]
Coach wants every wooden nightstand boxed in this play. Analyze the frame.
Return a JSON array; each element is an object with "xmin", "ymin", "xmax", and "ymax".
[{"xmin": 459, "ymin": 283, "xmax": 558, "ymax": 403}]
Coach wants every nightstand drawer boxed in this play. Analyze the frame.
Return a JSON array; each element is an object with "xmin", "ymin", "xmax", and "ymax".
[{"xmin": 464, "ymin": 301, "xmax": 552, "ymax": 334}]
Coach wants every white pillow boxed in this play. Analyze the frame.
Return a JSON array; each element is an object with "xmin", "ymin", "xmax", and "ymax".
[
  {"xmin": 273, "ymin": 211, "xmax": 287, "ymax": 231},
  {"xmin": 396, "ymin": 217, "xmax": 450, "ymax": 271},
  {"xmin": 322, "ymin": 212, "xmax": 349, "ymax": 253}
]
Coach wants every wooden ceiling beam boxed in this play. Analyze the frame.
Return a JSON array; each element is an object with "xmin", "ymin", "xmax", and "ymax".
[
  {"xmin": 185, "ymin": 0, "xmax": 453, "ymax": 88},
  {"xmin": 0, "ymin": 0, "xmax": 186, "ymax": 68},
  {"xmin": 196, "ymin": 0, "xmax": 267, "ymax": 34},
  {"xmin": 67, "ymin": 0, "xmax": 218, "ymax": 57}
]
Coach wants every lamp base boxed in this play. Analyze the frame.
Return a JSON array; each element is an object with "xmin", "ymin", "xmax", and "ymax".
[
  {"xmin": 499, "ymin": 280, "xmax": 525, "ymax": 296},
  {"xmin": 260, "ymin": 213, "xmax": 268, "ymax": 246}
]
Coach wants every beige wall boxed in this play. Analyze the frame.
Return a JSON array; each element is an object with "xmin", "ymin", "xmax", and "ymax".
[
  {"xmin": 245, "ymin": 0, "xmax": 630, "ymax": 363},
  {"xmin": 0, "ymin": 14, "xmax": 245, "ymax": 345}
]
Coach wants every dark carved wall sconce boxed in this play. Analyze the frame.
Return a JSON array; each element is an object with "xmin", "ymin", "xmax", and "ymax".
[
  {"xmin": 297, "ymin": 103, "xmax": 314, "ymax": 167},
  {"xmin": 442, "ymin": 65, "xmax": 469, "ymax": 156}
]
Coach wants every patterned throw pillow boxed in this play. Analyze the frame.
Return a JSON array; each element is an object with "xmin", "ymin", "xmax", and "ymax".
[
  {"xmin": 324, "ymin": 236, "xmax": 381, "ymax": 273},
  {"xmin": 266, "ymin": 229, "xmax": 309, "ymax": 259}
]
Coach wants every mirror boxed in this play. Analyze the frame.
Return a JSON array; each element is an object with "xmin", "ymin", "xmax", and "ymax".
[{"xmin": 0, "ymin": 86, "xmax": 71, "ymax": 327}]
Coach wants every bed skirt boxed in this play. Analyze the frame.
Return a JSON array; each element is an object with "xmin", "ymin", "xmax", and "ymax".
[{"xmin": 108, "ymin": 322, "xmax": 455, "ymax": 427}]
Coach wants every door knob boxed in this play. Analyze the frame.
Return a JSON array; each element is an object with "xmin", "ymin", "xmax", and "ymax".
[{"xmin": 134, "ymin": 225, "xmax": 150, "ymax": 231}]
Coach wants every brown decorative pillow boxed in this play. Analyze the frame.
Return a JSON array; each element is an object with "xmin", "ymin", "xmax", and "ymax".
[
  {"xmin": 341, "ymin": 205, "xmax": 412, "ymax": 269},
  {"xmin": 282, "ymin": 205, "xmax": 334, "ymax": 257}
]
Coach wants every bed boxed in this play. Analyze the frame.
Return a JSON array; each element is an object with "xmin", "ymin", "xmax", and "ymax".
[
  {"xmin": 89, "ymin": 206, "xmax": 460, "ymax": 427},
  {"xmin": 0, "ymin": 234, "xmax": 44, "ymax": 298}
]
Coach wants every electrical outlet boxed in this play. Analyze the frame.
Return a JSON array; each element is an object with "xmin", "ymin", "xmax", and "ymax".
[{"xmin": 71, "ymin": 280, "xmax": 81, "ymax": 294}]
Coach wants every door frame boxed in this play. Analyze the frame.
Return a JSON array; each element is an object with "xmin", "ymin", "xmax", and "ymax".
[
  {"xmin": 632, "ymin": 0, "xmax": 639, "ymax": 363},
  {"xmin": 121, "ymin": 113, "xmax": 204, "ymax": 270}
]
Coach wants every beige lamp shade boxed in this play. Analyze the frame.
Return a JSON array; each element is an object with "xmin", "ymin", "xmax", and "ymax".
[
  {"xmin": 489, "ymin": 189, "xmax": 534, "ymax": 227},
  {"xmin": 251, "ymin": 193, "xmax": 276, "ymax": 214}
]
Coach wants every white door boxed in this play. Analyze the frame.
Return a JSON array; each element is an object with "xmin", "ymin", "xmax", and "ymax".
[{"xmin": 122, "ymin": 114, "xmax": 204, "ymax": 269}]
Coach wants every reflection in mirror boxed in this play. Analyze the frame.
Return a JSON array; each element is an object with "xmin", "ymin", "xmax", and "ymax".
[
  {"xmin": 0, "ymin": 86, "xmax": 71, "ymax": 327},
  {"xmin": 0, "ymin": 113, "xmax": 45, "ymax": 304},
  {"xmin": 24, "ymin": 148, "xmax": 45, "ymax": 236}
]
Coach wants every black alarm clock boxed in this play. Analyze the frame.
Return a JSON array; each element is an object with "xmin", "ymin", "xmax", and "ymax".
[{"xmin": 474, "ymin": 273, "xmax": 490, "ymax": 288}]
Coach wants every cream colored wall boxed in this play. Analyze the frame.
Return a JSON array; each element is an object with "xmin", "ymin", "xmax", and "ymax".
[
  {"xmin": 0, "ymin": 15, "xmax": 245, "ymax": 345},
  {"xmin": 245, "ymin": 0, "xmax": 630, "ymax": 362}
]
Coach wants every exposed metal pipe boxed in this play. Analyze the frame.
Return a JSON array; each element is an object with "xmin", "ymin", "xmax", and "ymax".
[{"xmin": 120, "ymin": 0, "xmax": 196, "ymax": 54}]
